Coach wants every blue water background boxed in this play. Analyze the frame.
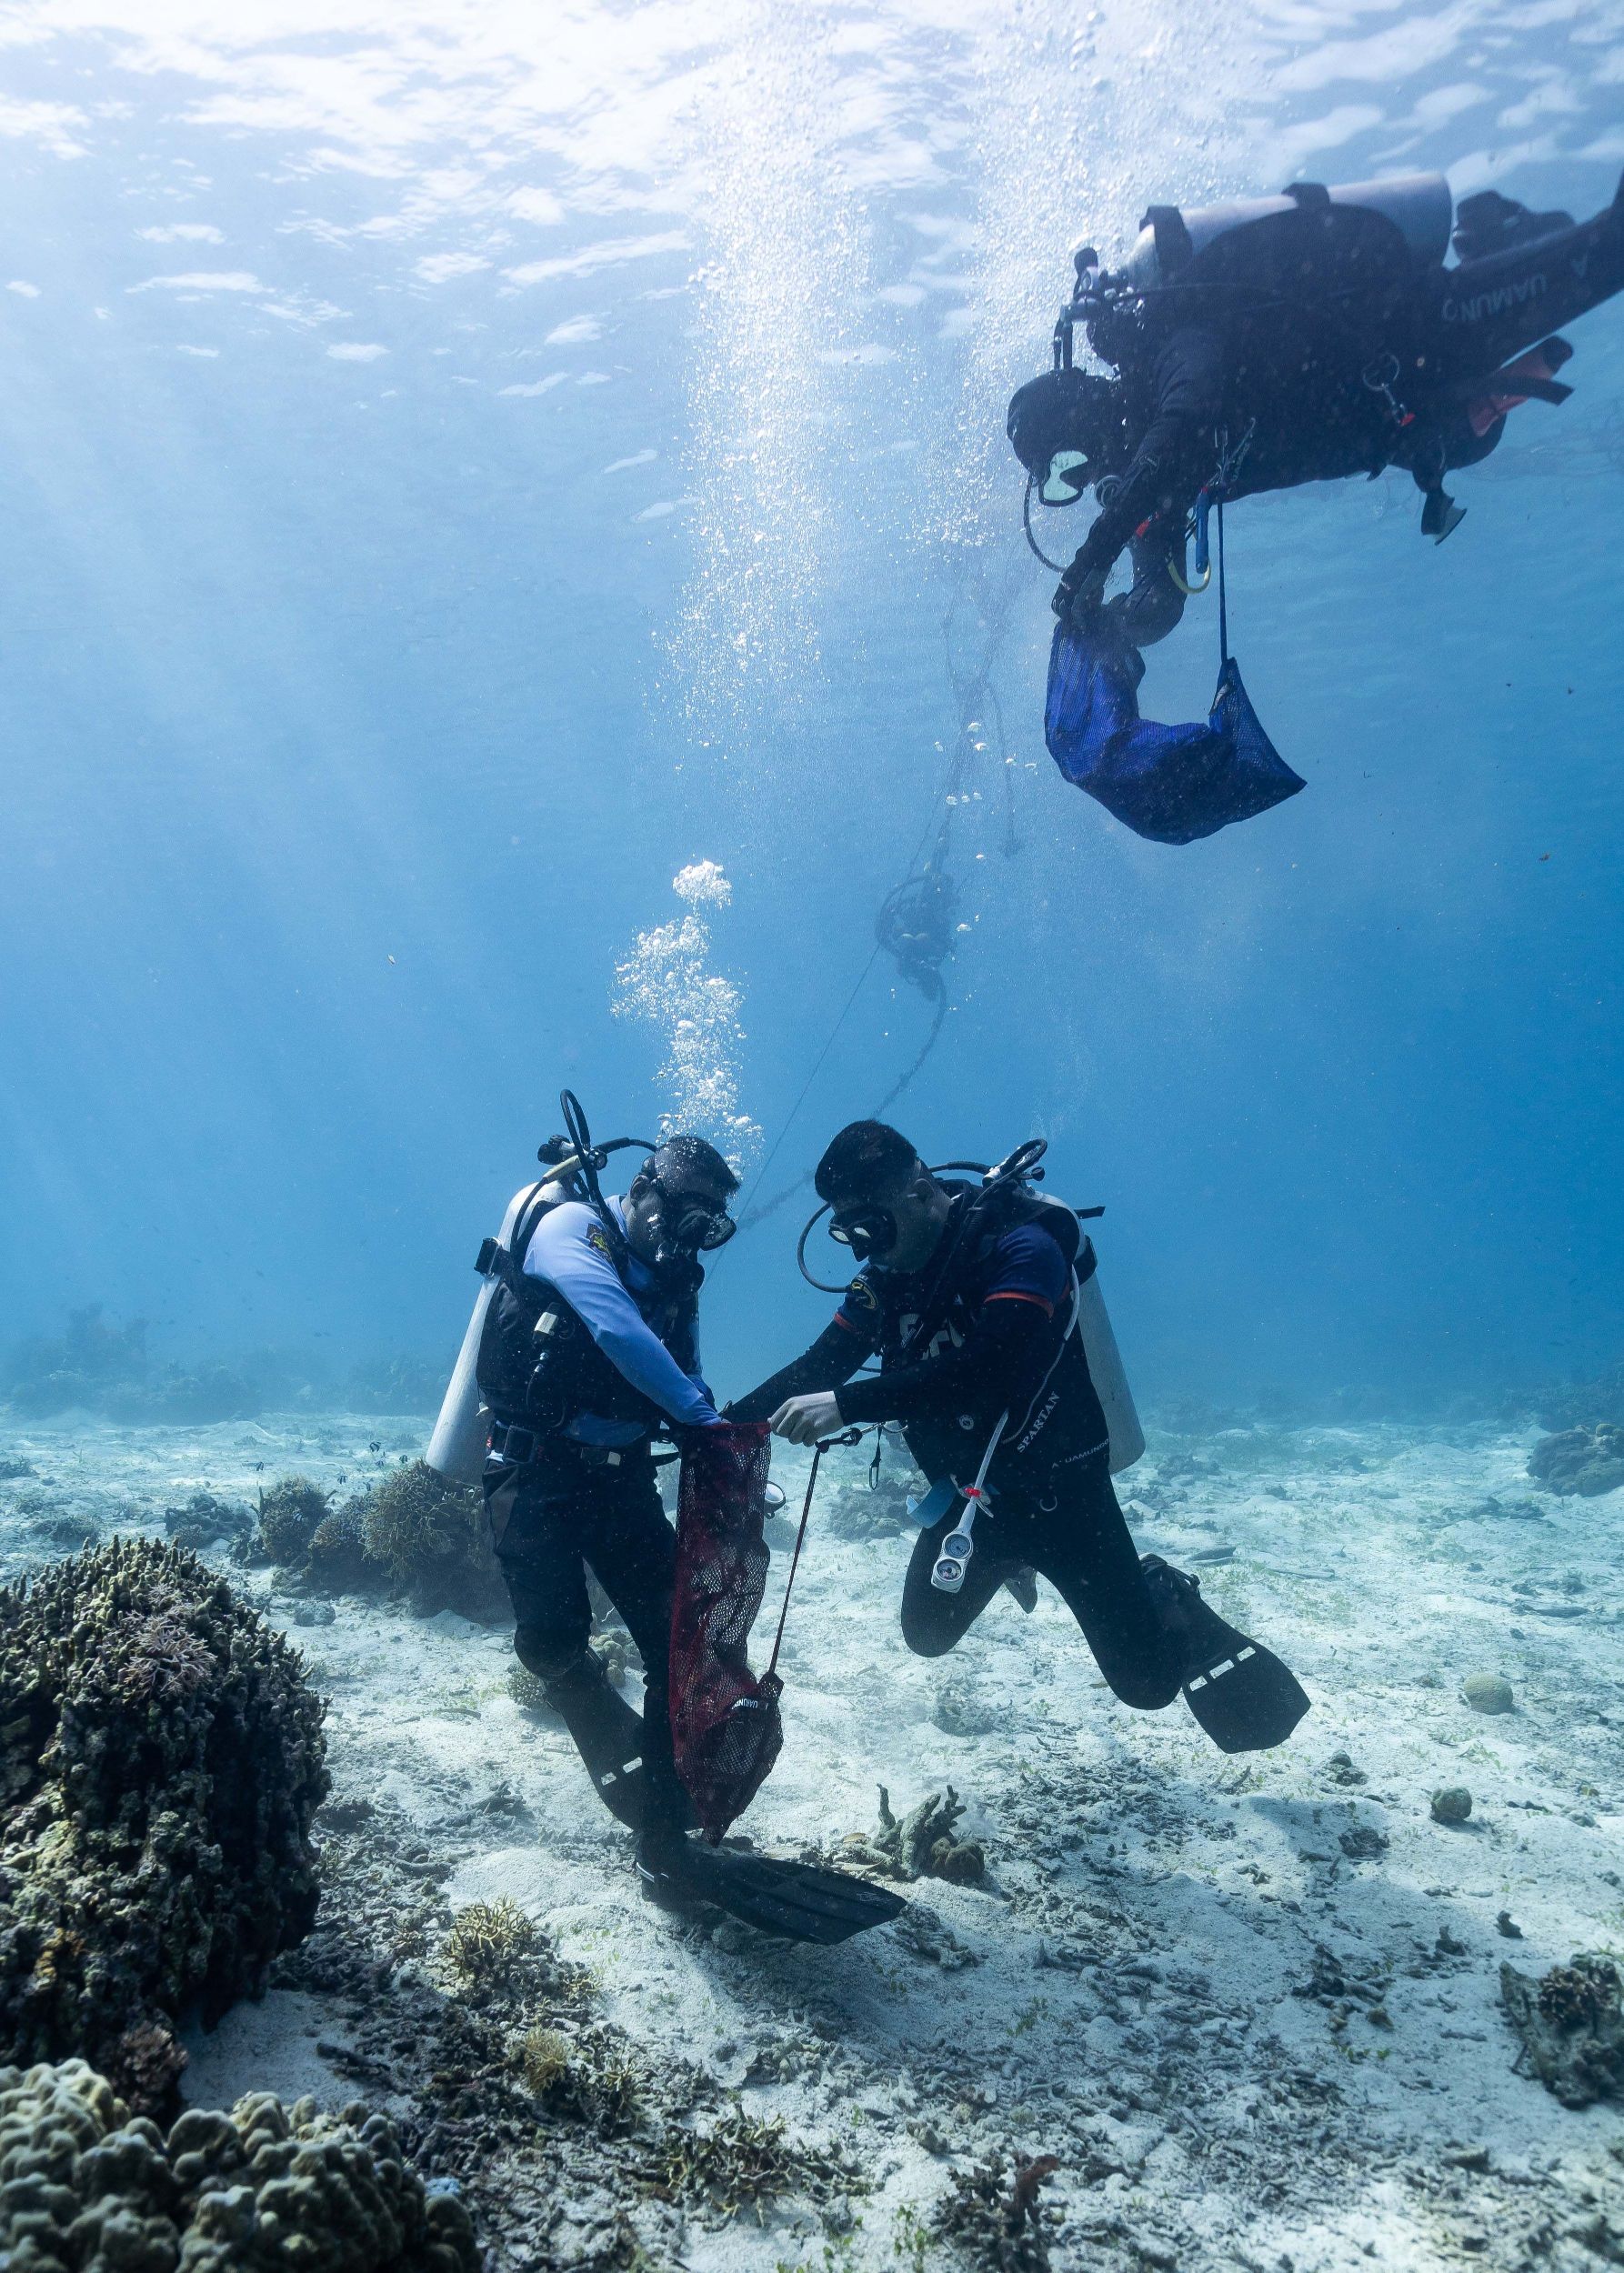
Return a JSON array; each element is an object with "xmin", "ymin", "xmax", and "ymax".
[{"xmin": 1, "ymin": 2, "xmax": 1620, "ymax": 1410}]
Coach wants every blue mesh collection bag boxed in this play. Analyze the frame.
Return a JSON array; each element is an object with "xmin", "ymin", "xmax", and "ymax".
[{"xmin": 1045, "ymin": 624, "xmax": 1305, "ymax": 845}]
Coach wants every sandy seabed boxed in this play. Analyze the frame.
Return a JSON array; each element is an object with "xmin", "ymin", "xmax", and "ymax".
[{"xmin": 1, "ymin": 1407, "xmax": 1619, "ymax": 2272}]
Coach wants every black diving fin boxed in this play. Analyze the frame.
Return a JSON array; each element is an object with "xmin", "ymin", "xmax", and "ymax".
[
  {"xmin": 543, "ymin": 1651, "xmax": 694, "ymax": 1832},
  {"xmin": 1141, "ymin": 1556, "xmax": 1310, "ymax": 1755},
  {"xmin": 636, "ymin": 1834, "xmax": 907, "ymax": 1946}
]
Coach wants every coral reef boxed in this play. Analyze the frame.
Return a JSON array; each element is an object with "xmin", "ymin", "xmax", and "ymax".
[
  {"xmin": 1535, "ymin": 1357, "xmax": 1624, "ymax": 1434},
  {"xmin": 932, "ymin": 2152, "xmax": 1060, "ymax": 2272},
  {"xmin": 245, "ymin": 1464, "xmax": 504, "ymax": 1619},
  {"xmin": 0, "ymin": 1538, "xmax": 327, "ymax": 2106},
  {"xmin": 506, "ymin": 1662, "xmax": 549, "ymax": 1711},
  {"xmin": 252, "ymin": 1475, "xmax": 331, "ymax": 1567},
  {"xmin": 1430, "ymin": 1787, "xmax": 1473, "ymax": 1825},
  {"xmin": 0, "ymin": 2056, "xmax": 478, "ymax": 2269},
  {"xmin": 358, "ymin": 1462, "xmax": 506, "ymax": 1620},
  {"xmin": 1529, "ymin": 1423, "xmax": 1624, "ymax": 1497},
  {"xmin": 842, "ymin": 1786, "xmax": 987, "ymax": 1886},
  {"xmin": 4, "ymin": 1306, "xmax": 149, "ymax": 1417},
  {"xmin": 344, "ymin": 1354, "xmax": 446, "ymax": 1415},
  {"xmin": 1501, "ymin": 1955, "xmax": 1624, "ymax": 2108},
  {"xmin": 2, "ymin": 1308, "xmax": 271, "ymax": 1425}
]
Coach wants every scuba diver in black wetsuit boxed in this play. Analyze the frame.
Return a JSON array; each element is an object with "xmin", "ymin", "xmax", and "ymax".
[
  {"xmin": 1007, "ymin": 170, "xmax": 1624, "ymax": 646},
  {"xmin": 474, "ymin": 1118, "xmax": 739, "ymax": 1837},
  {"xmin": 459, "ymin": 1094, "xmax": 906, "ymax": 1947},
  {"xmin": 729, "ymin": 1120, "xmax": 1308, "ymax": 1755}
]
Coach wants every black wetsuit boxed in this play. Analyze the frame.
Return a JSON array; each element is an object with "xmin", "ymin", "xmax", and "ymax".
[
  {"xmin": 731, "ymin": 1187, "xmax": 1183, "ymax": 1708},
  {"xmin": 1028, "ymin": 176, "xmax": 1624, "ymax": 643},
  {"xmin": 476, "ymin": 1193, "xmax": 721, "ymax": 1832}
]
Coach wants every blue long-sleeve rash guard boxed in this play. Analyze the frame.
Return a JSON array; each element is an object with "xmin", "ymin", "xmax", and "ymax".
[{"xmin": 523, "ymin": 1197, "xmax": 720, "ymax": 1446}]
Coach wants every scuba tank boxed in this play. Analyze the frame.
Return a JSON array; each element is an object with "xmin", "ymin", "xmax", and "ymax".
[
  {"xmin": 425, "ymin": 1174, "xmax": 566, "ymax": 1484},
  {"xmin": 424, "ymin": 1091, "xmax": 657, "ymax": 1484},
  {"xmin": 1123, "ymin": 173, "xmax": 1452, "ymax": 294},
  {"xmin": 1076, "ymin": 1255, "xmax": 1144, "ymax": 1475}
]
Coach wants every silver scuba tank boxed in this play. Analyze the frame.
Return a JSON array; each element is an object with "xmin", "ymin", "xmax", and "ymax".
[
  {"xmin": 424, "ymin": 1174, "xmax": 569, "ymax": 1484},
  {"xmin": 1021, "ymin": 1193, "xmax": 1144, "ymax": 1476},
  {"xmin": 1077, "ymin": 1263, "xmax": 1145, "ymax": 1475},
  {"xmin": 1124, "ymin": 173, "xmax": 1452, "ymax": 293}
]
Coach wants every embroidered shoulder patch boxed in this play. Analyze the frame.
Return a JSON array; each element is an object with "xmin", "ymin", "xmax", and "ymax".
[
  {"xmin": 586, "ymin": 1224, "xmax": 613, "ymax": 1257},
  {"xmin": 845, "ymin": 1276, "xmax": 879, "ymax": 1312}
]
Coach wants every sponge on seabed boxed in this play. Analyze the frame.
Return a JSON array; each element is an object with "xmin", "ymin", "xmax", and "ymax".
[{"xmin": 0, "ymin": 2056, "xmax": 481, "ymax": 2271}]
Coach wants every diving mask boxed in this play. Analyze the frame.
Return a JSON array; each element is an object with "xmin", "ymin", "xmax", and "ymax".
[
  {"xmin": 1039, "ymin": 448, "xmax": 1091, "ymax": 505},
  {"xmin": 648, "ymin": 1177, "xmax": 737, "ymax": 1257},
  {"xmin": 828, "ymin": 1204, "xmax": 898, "ymax": 1264}
]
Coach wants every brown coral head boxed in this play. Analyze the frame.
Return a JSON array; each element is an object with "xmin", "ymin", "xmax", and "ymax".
[
  {"xmin": 106, "ymin": 2018, "xmax": 187, "ymax": 2112},
  {"xmin": 1538, "ymin": 1958, "xmax": 1621, "ymax": 2031}
]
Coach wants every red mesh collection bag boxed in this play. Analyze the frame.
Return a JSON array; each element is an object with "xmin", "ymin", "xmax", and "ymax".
[{"xmin": 668, "ymin": 1422, "xmax": 784, "ymax": 1842}]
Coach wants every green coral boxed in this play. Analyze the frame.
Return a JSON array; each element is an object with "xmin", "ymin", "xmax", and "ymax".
[
  {"xmin": 358, "ymin": 1462, "xmax": 506, "ymax": 1618},
  {"xmin": 0, "ymin": 1539, "xmax": 327, "ymax": 2108},
  {"xmin": 305, "ymin": 1495, "xmax": 374, "ymax": 1591},
  {"xmin": 0, "ymin": 2057, "xmax": 479, "ymax": 2269},
  {"xmin": 647, "ymin": 2110, "xmax": 857, "ymax": 2226},
  {"xmin": 442, "ymin": 1898, "xmax": 536, "ymax": 1996},
  {"xmin": 255, "ymin": 1475, "xmax": 331, "ymax": 1566}
]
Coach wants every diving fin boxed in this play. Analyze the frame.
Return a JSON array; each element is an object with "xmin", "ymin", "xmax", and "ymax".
[
  {"xmin": 543, "ymin": 1651, "xmax": 693, "ymax": 1832},
  {"xmin": 1140, "ymin": 1556, "xmax": 1310, "ymax": 1755},
  {"xmin": 636, "ymin": 1833, "xmax": 906, "ymax": 1946},
  {"xmin": 1004, "ymin": 1564, "xmax": 1039, "ymax": 1615},
  {"xmin": 1420, "ymin": 488, "xmax": 1467, "ymax": 543}
]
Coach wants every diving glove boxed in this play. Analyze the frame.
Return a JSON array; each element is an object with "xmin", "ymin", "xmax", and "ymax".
[{"xmin": 1053, "ymin": 554, "xmax": 1108, "ymax": 631}]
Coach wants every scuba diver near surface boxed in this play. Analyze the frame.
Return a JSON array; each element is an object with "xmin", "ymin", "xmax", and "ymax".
[
  {"xmin": 1007, "ymin": 169, "xmax": 1624, "ymax": 646},
  {"xmin": 728, "ymin": 1120, "xmax": 1308, "ymax": 1755},
  {"xmin": 432, "ymin": 1093, "xmax": 902, "ymax": 1946}
]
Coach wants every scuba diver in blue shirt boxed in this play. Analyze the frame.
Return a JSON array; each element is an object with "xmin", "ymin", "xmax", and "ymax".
[
  {"xmin": 729, "ymin": 1120, "xmax": 1308, "ymax": 1756},
  {"xmin": 1007, "ymin": 170, "xmax": 1624, "ymax": 647},
  {"xmin": 474, "ymin": 1116, "xmax": 736, "ymax": 1838}
]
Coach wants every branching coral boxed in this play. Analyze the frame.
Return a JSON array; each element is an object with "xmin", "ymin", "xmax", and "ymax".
[
  {"xmin": 442, "ymin": 1899, "xmax": 537, "ymax": 1997},
  {"xmin": 255, "ymin": 1475, "xmax": 331, "ymax": 1566},
  {"xmin": 843, "ymin": 1786, "xmax": 987, "ymax": 1886},
  {"xmin": 646, "ymin": 2110, "xmax": 856, "ymax": 2225},
  {"xmin": 0, "ymin": 1539, "xmax": 327, "ymax": 2108},
  {"xmin": 306, "ymin": 1494, "xmax": 375, "ymax": 1591},
  {"xmin": 0, "ymin": 2057, "xmax": 479, "ymax": 2270},
  {"xmin": 518, "ymin": 2023, "xmax": 640, "ymax": 2135},
  {"xmin": 359, "ymin": 1462, "xmax": 506, "ymax": 1619},
  {"xmin": 934, "ymin": 2152, "xmax": 1061, "ymax": 2272}
]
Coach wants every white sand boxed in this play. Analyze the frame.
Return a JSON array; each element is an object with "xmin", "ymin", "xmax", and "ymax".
[{"xmin": 3, "ymin": 1407, "xmax": 1620, "ymax": 2270}]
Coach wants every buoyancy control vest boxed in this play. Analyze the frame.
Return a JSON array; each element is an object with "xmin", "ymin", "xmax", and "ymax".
[
  {"xmin": 867, "ymin": 1179, "xmax": 1120, "ymax": 1497},
  {"xmin": 473, "ymin": 1181, "xmax": 701, "ymax": 1441}
]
